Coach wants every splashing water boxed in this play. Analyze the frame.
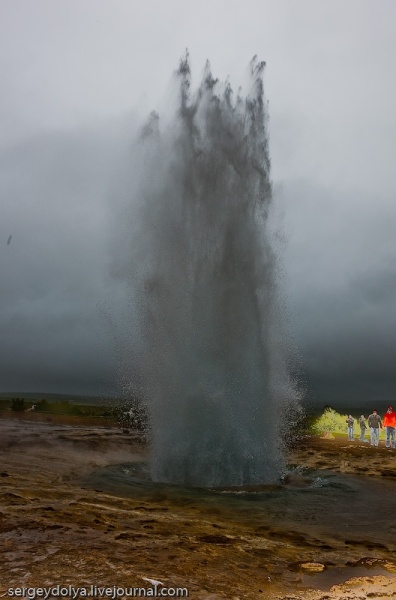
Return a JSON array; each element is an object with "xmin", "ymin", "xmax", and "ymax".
[{"xmin": 121, "ymin": 54, "xmax": 300, "ymax": 487}]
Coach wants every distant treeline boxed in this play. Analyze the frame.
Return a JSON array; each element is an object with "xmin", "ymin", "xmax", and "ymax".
[
  {"xmin": 0, "ymin": 397, "xmax": 149, "ymax": 431},
  {"xmin": 0, "ymin": 397, "xmax": 114, "ymax": 416}
]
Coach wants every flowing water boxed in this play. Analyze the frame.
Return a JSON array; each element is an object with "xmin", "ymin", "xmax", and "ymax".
[{"xmin": 117, "ymin": 54, "xmax": 300, "ymax": 487}]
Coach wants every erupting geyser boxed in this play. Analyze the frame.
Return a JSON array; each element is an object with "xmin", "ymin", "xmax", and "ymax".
[{"xmin": 122, "ymin": 53, "xmax": 300, "ymax": 487}]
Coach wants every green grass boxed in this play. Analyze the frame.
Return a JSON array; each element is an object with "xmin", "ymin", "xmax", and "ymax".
[
  {"xmin": 0, "ymin": 397, "xmax": 115, "ymax": 417},
  {"xmin": 0, "ymin": 395, "xmax": 148, "ymax": 431},
  {"xmin": 0, "ymin": 391, "xmax": 113, "ymax": 405},
  {"xmin": 310, "ymin": 406, "xmax": 387, "ymax": 440}
]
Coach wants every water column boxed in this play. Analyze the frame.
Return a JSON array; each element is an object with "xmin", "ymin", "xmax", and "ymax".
[{"xmin": 127, "ymin": 54, "xmax": 299, "ymax": 486}]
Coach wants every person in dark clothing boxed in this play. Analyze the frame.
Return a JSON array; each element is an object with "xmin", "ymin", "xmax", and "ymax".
[
  {"xmin": 368, "ymin": 410, "xmax": 382, "ymax": 447},
  {"xmin": 358, "ymin": 415, "xmax": 367, "ymax": 442},
  {"xmin": 346, "ymin": 415, "xmax": 354, "ymax": 441}
]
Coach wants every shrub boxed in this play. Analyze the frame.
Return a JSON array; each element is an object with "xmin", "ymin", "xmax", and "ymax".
[
  {"xmin": 311, "ymin": 407, "xmax": 349, "ymax": 435},
  {"xmin": 35, "ymin": 399, "xmax": 49, "ymax": 412},
  {"xmin": 11, "ymin": 398, "xmax": 25, "ymax": 411}
]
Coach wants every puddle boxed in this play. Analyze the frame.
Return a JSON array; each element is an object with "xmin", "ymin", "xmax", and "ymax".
[
  {"xmin": 81, "ymin": 461, "xmax": 396, "ymax": 549},
  {"xmin": 300, "ymin": 565, "xmax": 396, "ymax": 591}
]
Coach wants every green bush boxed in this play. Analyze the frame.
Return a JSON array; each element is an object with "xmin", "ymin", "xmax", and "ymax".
[
  {"xmin": 11, "ymin": 398, "xmax": 25, "ymax": 412},
  {"xmin": 311, "ymin": 407, "xmax": 349, "ymax": 434},
  {"xmin": 35, "ymin": 399, "xmax": 49, "ymax": 412}
]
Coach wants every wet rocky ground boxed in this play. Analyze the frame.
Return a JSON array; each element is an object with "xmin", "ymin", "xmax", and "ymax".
[{"xmin": 0, "ymin": 415, "xmax": 395, "ymax": 599}]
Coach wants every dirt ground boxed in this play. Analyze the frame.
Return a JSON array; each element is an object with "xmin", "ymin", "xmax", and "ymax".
[{"xmin": 0, "ymin": 413, "xmax": 395, "ymax": 599}]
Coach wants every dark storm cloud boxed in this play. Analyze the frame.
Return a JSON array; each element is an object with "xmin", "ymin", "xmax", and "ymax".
[
  {"xmin": 279, "ymin": 179, "xmax": 396, "ymax": 406},
  {"xmin": 3, "ymin": 131, "xmax": 395, "ymax": 404},
  {"xmin": 0, "ymin": 123, "xmax": 134, "ymax": 395}
]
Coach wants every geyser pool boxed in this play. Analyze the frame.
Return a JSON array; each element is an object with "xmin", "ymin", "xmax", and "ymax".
[{"xmin": 119, "ymin": 54, "xmax": 300, "ymax": 487}]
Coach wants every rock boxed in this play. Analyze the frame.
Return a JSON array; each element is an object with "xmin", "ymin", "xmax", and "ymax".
[
  {"xmin": 347, "ymin": 557, "xmax": 396, "ymax": 572},
  {"xmin": 288, "ymin": 561, "xmax": 326, "ymax": 573}
]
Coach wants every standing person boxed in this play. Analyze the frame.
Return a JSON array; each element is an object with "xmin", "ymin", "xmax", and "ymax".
[
  {"xmin": 346, "ymin": 415, "xmax": 354, "ymax": 441},
  {"xmin": 382, "ymin": 406, "xmax": 396, "ymax": 449},
  {"xmin": 358, "ymin": 415, "xmax": 367, "ymax": 442},
  {"xmin": 368, "ymin": 410, "xmax": 382, "ymax": 447}
]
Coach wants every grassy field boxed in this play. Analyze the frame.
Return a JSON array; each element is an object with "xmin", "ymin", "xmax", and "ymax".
[
  {"xmin": 0, "ymin": 393, "xmax": 390, "ymax": 441},
  {"xmin": 0, "ymin": 397, "xmax": 113, "ymax": 415},
  {"xmin": 0, "ymin": 393, "xmax": 149, "ymax": 431},
  {"xmin": 0, "ymin": 391, "xmax": 112, "ymax": 405}
]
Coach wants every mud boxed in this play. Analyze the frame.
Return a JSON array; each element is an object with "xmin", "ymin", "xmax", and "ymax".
[{"xmin": 0, "ymin": 416, "xmax": 395, "ymax": 599}]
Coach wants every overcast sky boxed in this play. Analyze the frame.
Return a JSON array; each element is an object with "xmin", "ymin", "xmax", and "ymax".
[{"xmin": 1, "ymin": 0, "xmax": 395, "ymax": 407}]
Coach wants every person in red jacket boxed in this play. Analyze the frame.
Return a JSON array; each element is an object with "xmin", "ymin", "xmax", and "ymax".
[{"xmin": 383, "ymin": 406, "xmax": 396, "ymax": 448}]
